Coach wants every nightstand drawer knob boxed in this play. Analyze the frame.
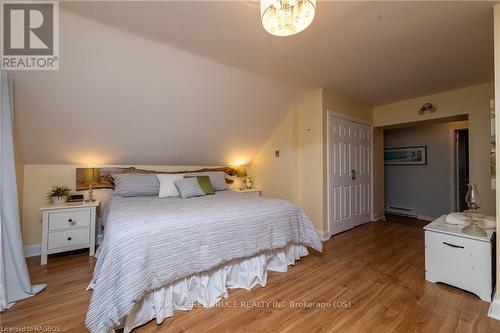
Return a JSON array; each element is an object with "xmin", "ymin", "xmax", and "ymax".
[
  {"xmin": 67, "ymin": 237, "xmax": 72, "ymax": 241},
  {"xmin": 68, "ymin": 218, "xmax": 73, "ymax": 222}
]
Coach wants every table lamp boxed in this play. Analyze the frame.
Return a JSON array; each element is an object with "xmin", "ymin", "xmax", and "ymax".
[
  {"xmin": 236, "ymin": 167, "xmax": 247, "ymax": 191},
  {"xmin": 83, "ymin": 168, "xmax": 101, "ymax": 202}
]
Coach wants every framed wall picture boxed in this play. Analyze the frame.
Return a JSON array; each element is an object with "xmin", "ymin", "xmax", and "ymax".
[{"xmin": 384, "ymin": 146, "xmax": 427, "ymax": 166}]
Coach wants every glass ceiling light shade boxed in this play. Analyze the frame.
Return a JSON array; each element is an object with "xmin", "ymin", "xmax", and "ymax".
[{"xmin": 261, "ymin": 0, "xmax": 316, "ymax": 36}]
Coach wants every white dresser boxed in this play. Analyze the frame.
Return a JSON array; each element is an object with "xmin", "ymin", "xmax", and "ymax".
[
  {"xmin": 40, "ymin": 201, "xmax": 100, "ymax": 265},
  {"xmin": 424, "ymin": 215, "xmax": 495, "ymax": 302}
]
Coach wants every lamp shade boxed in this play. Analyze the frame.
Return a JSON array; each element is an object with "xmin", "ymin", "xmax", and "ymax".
[
  {"xmin": 236, "ymin": 167, "xmax": 247, "ymax": 178},
  {"xmin": 261, "ymin": 0, "xmax": 316, "ymax": 37},
  {"xmin": 82, "ymin": 168, "xmax": 101, "ymax": 186}
]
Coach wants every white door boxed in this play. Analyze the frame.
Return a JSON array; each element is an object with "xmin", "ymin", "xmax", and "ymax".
[{"xmin": 328, "ymin": 114, "xmax": 371, "ymax": 235}]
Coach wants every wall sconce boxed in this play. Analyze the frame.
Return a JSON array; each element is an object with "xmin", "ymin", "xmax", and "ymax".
[{"xmin": 418, "ymin": 103, "xmax": 436, "ymax": 115}]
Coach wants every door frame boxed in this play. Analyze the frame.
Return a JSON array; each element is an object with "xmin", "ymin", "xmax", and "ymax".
[
  {"xmin": 449, "ymin": 126, "xmax": 469, "ymax": 212},
  {"xmin": 326, "ymin": 110, "xmax": 374, "ymax": 237}
]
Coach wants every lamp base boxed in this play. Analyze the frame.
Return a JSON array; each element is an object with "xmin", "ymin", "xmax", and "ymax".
[
  {"xmin": 239, "ymin": 177, "xmax": 246, "ymax": 191},
  {"xmin": 88, "ymin": 185, "xmax": 96, "ymax": 202},
  {"xmin": 462, "ymin": 222, "xmax": 487, "ymax": 237}
]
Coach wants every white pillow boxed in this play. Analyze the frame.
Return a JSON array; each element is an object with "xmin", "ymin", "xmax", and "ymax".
[{"xmin": 157, "ymin": 174, "xmax": 185, "ymax": 198}]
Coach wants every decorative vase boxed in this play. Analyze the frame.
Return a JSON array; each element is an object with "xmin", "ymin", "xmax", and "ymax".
[
  {"xmin": 52, "ymin": 196, "xmax": 66, "ymax": 205},
  {"xmin": 239, "ymin": 177, "xmax": 246, "ymax": 191},
  {"xmin": 462, "ymin": 184, "xmax": 487, "ymax": 236},
  {"xmin": 246, "ymin": 177, "xmax": 253, "ymax": 189}
]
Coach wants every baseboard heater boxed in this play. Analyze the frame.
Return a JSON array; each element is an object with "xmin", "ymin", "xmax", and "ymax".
[{"xmin": 385, "ymin": 206, "xmax": 418, "ymax": 218}]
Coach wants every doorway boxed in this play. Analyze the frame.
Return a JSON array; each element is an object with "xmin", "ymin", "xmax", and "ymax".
[
  {"xmin": 455, "ymin": 129, "xmax": 469, "ymax": 211},
  {"xmin": 383, "ymin": 117, "xmax": 468, "ymax": 221}
]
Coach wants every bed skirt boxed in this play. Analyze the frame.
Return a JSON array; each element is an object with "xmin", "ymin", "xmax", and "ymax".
[{"xmin": 118, "ymin": 244, "xmax": 309, "ymax": 332}]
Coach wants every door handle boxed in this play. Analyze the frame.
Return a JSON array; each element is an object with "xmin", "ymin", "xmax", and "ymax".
[
  {"xmin": 351, "ymin": 169, "xmax": 356, "ymax": 180},
  {"xmin": 443, "ymin": 242, "xmax": 464, "ymax": 249}
]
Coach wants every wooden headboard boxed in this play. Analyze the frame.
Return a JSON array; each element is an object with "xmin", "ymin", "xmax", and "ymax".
[{"xmin": 76, "ymin": 167, "xmax": 237, "ymax": 191}]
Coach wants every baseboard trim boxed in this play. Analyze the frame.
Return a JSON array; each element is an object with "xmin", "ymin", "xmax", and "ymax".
[
  {"xmin": 316, "ymin": 230, "xmax": 330, "ymax": 241},
  {"xmin": 384, "ymin": 211, "xmax": 435, "ymax": 222},
  {"xmin": 23, "ymin": 244, "xmax": 42, "ymax": 258},
  {"xmin": 373, "ymin": 213, "xmax": 386, "ymax": 221},
  {"xmin": 24, "ymin": 234, "xmax": 103, "ymax": 258},
  {"xmin": 417, "ymin": 214, "xmax": 436, "ymax": 222},
  {"xmin": 489, "ymin": 292, "xmax": 500, "ymax": 320}
]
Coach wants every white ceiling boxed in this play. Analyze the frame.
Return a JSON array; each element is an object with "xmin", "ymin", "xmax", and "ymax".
[
  {"xmin": 64, "ymin": 0, "xmax": 496, "ymax": 104},
  {"xmin": 10, "ymin": 1, "xmax": 497, "ymax": 165}
]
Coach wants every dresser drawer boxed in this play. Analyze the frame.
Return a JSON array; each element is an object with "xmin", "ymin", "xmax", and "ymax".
[
  {"xmin": 48, "ymin": 209, "xmax": 91, "ymax": 231},
  {"xmin": 48, "ymin": 228, "xmax": 90, "ymax": 250}
]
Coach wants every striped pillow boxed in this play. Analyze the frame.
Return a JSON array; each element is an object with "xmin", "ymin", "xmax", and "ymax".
[
  {"xmin": 112, "ymin": 174, "xmax": 160, "ymax": 197},
  {"xmin": 174, "ymin": 178, "xmax": 206, "ymax": 199}
]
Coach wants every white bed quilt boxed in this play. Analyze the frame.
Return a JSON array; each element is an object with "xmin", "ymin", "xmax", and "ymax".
[{"xmin": 85, "ymin": 191, "xmax": 322, "ymax": 332}]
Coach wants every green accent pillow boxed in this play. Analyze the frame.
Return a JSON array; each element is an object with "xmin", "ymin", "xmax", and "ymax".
[{"xmin": 184, "ymin": 175, "xmax": 215, "ymax": 195}]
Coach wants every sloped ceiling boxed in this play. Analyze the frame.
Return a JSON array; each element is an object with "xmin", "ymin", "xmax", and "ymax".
[{"xmin": 11, "ymin": 1, "xmax": 496, "ymax": 165}]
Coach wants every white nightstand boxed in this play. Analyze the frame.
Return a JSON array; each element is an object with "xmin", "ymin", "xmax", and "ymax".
[
  {"xmin": 424, "ymin": 215, "xmax": 495, "ymax": 302},
  {"xmin": 234, "ymin": 189, "xmax": 261, "ymax": 197},
  {"xmin": 40, "ymin": 201, "xmax": 100, "ymax": 265}
]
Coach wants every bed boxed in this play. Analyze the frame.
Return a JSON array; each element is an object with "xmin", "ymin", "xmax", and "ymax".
[{"xmin": 85, "ymin": 190, "xmax": 322, "ymax": 332}]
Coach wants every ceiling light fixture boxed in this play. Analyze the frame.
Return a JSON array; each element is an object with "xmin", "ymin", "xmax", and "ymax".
[
  {"xmin": 418, "ymin": 103, "xmax": 436, "ymax": 115},
  {"xmin": 261, "ymin": 0, "xmax": 316, "ymax": 37}
]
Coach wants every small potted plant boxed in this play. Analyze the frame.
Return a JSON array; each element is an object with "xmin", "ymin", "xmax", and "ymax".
[{"xmin": 47, "ymin": 185, "xmax": 72, "ymax": 205}]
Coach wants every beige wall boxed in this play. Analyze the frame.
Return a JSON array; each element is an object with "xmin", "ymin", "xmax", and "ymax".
[
  {"xmin": 251, "ymin": 89, "xmax": 325, "ymax": 231},
  {"xmin": 296, "ymin": 89, "xmax": 325, "ymax": 231},
  {"xmin": 374, "ymin": 82, "xmax": 495, "ymax": 215},
  {"xmin": 21, "ymin": 164, "xmax": 231, "ymax": 246},
  {"xmin": 251, "ymin": 109, "xmax": 296, "ymax": 202},
  {"xmin": 322, "ymin": 89, "xmax": 373, "ymax": 124},
  {"xmin": 251, "ymin": 88, "xmax": 372, "ymax": 234}
]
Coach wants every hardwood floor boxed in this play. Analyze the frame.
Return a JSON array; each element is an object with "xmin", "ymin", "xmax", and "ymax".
[{"xmin": 3, "ymin": 216, "xmax": 500, "ymax": 332}]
